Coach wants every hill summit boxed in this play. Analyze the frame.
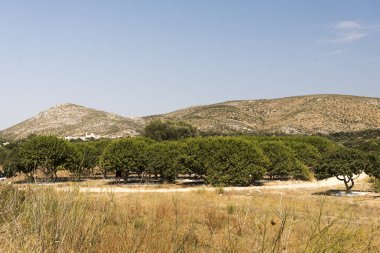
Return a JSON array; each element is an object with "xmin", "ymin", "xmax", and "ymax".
[{"xmin": 0, "ymin": 103, "xmax": 143, "ymax": 140}]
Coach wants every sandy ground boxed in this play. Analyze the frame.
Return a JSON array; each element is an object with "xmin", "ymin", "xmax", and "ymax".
[{"xmin": 57, "ymin": 174, "xmax": 369, "ymax": 194}]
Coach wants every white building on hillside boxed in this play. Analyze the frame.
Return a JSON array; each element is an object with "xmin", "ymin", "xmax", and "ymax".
[{"xmin": 64, "ymin": 133, "xmax": 101, "ymax": 141}]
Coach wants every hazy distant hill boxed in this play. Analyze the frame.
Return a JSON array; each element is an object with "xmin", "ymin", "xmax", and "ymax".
[
  {"xmin": 1, "ymin": 95, "xmax": 379, "ymax": 140},
  {"xmin": 0, "ymin": 103, "xmax": 143, "ymax": 140},
  {"xmin": 146, "ymin": 94, "xmax": 380, "ymax": 135}
]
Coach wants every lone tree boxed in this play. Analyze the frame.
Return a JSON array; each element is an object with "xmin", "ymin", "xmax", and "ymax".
[
  {"xmin": 143, "ymin": 120, "xmax": 198, "ymax": 141},
  {"xmin": 314, "ymin": 147, "xmax": 370, "ymax": 194}
]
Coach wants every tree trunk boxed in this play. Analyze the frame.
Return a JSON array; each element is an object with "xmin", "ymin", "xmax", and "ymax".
[
  {"xmin": 137, "ymin": 170, "xmax": 141, "ymax": 179},
  {"xmin": 102, "ymin": 170, "xmax": 108, "ymax": 179},
  {"xmin": 75, "ymin": 167, "xmax": 83, "ymax": 181},
  {"xmin": 343, "ymin": 177, "xmax": 354, "ymax": 194},
  {"xmin": 52, "ymin": 171, "xmax": 58, "ymax": 182},
  {"xmin": 336, "ymin": 175, "xmax": 355, "ymax": 194},
  {"xmin": 123, "ymin": 170, "xmax": 129, "ymax": 182},
  {"xmin": 141, "ymin": 172, "xmax": 146, "ymax": 183}
]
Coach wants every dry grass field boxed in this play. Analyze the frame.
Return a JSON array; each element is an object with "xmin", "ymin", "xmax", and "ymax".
[{"xmin": 0, "ymin": 179, "xmax": 379, "ymax": 253}]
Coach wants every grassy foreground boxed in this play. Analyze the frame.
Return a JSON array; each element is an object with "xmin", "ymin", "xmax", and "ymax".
[{"xmin": 0, "ymin": 186, "xmax": 379, "ymax": 253}]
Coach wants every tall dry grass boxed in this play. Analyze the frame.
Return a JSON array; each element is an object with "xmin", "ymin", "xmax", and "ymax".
[{"xmin": 0, "ymin": 186, "xmax": 379, "ymax": 252}]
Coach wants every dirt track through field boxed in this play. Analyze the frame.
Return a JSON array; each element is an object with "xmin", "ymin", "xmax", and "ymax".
[{"xmin": 61, "ymin": 174, "xmax": 368, "ymax": 194}]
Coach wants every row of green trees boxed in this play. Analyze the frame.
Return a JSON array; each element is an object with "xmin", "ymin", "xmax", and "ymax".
[
  {"xmin": 1, "ymin": 134, "xmax": 379, "ymax": 191},
  {"xmin": 1, "ymin": 137, "xmax": 110, "ymax": 181}
]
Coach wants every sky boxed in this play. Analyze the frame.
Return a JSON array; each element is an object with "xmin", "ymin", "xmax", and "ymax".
[{"xmin": 0, "ymin": 0, "xmax": 380, "ymax": 130}]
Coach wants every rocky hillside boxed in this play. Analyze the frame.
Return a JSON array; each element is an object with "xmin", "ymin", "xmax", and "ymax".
[
  {"xmin": 1, "ymin": 95, "xmax": 379, "ymax": 140},
  {"xmin": 146, "ymin": 94, "xmax": 380, "ymax": 135},
  {"xmin": 0, "ymin": 104, "xmax": 143, "ymax": 140}
]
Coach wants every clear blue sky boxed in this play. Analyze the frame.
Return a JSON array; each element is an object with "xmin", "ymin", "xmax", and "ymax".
[{"xmin": 1, "ymin": 0, "xmax": 380, "ymax": 129}]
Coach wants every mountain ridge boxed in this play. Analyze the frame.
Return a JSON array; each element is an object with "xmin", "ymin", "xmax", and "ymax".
[
  {"xmin": 145, "ymin": 94, "xmax": 380, "ymax": 135},
  {"xmin": 1, "ymin": 94, "xmax": 379, "ymax": 140}
]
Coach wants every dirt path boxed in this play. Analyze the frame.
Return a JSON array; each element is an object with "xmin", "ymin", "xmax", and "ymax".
[{"xmin": 59, "ymin": 174, "xmax": 368, "ymax": 194}]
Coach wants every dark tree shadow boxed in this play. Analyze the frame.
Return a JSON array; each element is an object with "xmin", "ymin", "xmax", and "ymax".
[
  {"xmin": 312, "ymin": 189, "xmax": 377, "ymax": 197},
  {"xmin": 312, "ymin": 189, "xmax": 342, "ymax": 196}
]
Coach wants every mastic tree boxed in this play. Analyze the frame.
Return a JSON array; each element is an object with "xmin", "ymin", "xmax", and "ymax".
[
  {"xmin": 15, "ymin": 136, "xmax": 72, "ymax": 181},
  {"xmin": 3, "ymin": 147, "xmax": 24, "ymax": 178},
  {"xmin": 203, "ymin": 137, "xmax": 269, "ymax": 186},
  {"xmin": 286, "ymin": 141, "xmax": 321, "ymax": 168},
  {"xmin": 144, "ymin": 141, "xmax": 182, "ymax": 182},
  {"xmin": 86, "ymin": 139, "xmax": 111, "ymax": 176},
  {"xmin": 260, "ymin": 141, "xmax": 307, "ymax": 179},
  {"xmin": 0, "ymin": 147, "xmax": 10, "ymax": 166},
  {"xmin": 143, "ymin": 120, "xmax": 198, "ymax": 141},
  {"xmin": 314, "ymin": 147, "xmax": 370, "ymax": 194},
  {"xmin": 100, "ymin": 138, "xmax": 151, "ymax": 181},
  {"xmin": 290, "ymin": 160, "xmax": 312, "ymax": 180},
  {"xmin": 366, "ymin": 154, "xmax": 380, "ymax": 179},
  {"xmin": 0, "ymin": 141, "xmax": 20, "ymax": 168},
  {"xmin": 66, "ymin": 142, "xmax": 98, "ymax": 180},
  {"xmin": 296, "ymin": 136, "xmax": 337, "ymax": 154},
  {"xmin": 178, "ymin": 138, "xmax": 208, "ymax": 178}
]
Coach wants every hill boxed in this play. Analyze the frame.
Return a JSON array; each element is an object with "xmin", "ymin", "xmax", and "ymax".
[
  {"xmin": 0, "ymin": 103, "xmax": 143, "ymax": 140},
  {"xmin": 1, "ymin": 94, "xmax": 379, "ymax": 140},
  {"xmin": 146, "ymin": 94, "xmax": 380, "ymax": 135}
]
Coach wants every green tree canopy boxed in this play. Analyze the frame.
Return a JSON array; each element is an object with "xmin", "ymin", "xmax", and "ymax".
[
  {"xmin": 315, "ymin": 147, "xmax": 370, "ymax": 193},
  {"xmin": 366, "ymin": 154, "xmax": 380, "ymax": 179},
  {"xmin": 296, "ymin": 136, "xmax": 337, "ymax": 154},
  {"xmin": 65, "ymin": 142, "xmax": 98, "ymax": 179},
  {"xmin": 143, "ymin": 120, "xmax": 198, "ymax": 141},
  {"xmin": 100, "ymin": 138, "xmax": 151, "ymax": 180},
  {"xmin": 203, "ymin": 137, "xmax": 269, "ymax": 186},
  {"xmin": 144, "ymin": 141, "xmax": 182, "ymax": 182},
  {"xmin": 0, "ymin": 147, "xmax": 9, "ymax": 166},
  {"xmin": 286, "ymin": 141, "xmax": 321, "ymax": 168},
  {"xmin": 3, "ymin": 147, "xmax": 23, "ymax": 178},
  {"xmin": 16, "ymin": 136, "xmax": 72, "ymax": 181},
  {"xmin": 178, "ymin": 138, "xmax": 208, "ymax": 178},
  {"xmin": 260, "ymin": 141, "xmax": 310, "ymax": 179}
]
